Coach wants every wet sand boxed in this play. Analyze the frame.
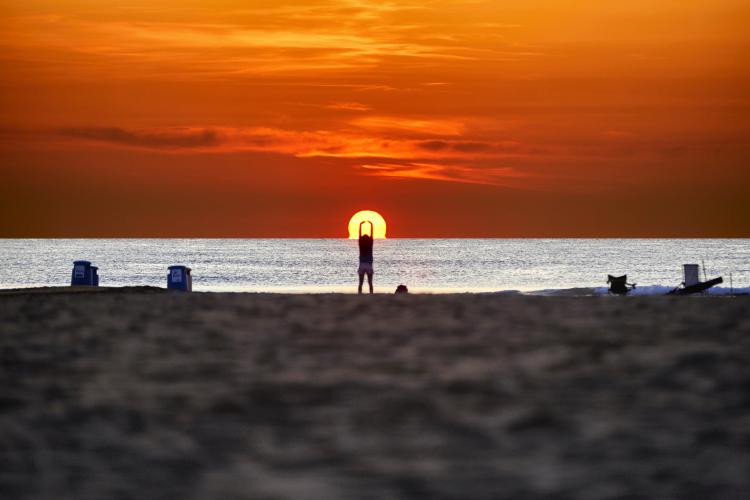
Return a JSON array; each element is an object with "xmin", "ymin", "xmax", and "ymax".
[{"xmin": 1, "ymin": 288, "xmax": 749, "ymax": 499}]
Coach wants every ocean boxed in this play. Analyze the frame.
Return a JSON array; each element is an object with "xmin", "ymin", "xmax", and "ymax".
[{"xmin": 0, "ymin": 239, "xmax": 748, "ymax": 294}]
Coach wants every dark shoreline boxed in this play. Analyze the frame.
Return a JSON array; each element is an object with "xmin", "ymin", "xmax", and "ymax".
[{"xmin": 1, "ymin": 285, "xmax": 747, "ymax": 297}]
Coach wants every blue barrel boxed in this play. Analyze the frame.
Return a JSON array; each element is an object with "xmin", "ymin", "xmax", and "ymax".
[
  {"xmin": 71, "ymin": 260, "xmax": 95, "ymax": 286},
  {"xmin": 167, "ymin": 265, "xmax": 192, "ymax": 291}
]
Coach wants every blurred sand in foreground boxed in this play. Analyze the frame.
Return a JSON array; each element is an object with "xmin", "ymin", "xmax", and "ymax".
[{"xmin": 1, "ymin": 289, "xmax": 749, "ymax": 499}]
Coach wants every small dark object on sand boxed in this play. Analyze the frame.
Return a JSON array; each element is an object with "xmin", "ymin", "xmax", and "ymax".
[
  {"xmin": 395, "ymin": 284, "xmax": 409, "ymax": 294},
  {"xmin": 668, "ymin": 276, "xmax": 723, "ymax": 295},
  {"xmin": 607, "ymin": 275, "xmax": 636, "ymax": 295}
]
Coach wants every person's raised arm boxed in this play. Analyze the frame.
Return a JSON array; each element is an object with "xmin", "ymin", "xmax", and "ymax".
[{"xmin": 359, "ymin": 220, "xmax": 373, "ymax": 238}]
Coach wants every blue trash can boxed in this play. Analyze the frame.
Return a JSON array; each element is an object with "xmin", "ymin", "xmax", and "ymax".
[
  {"xmin": 167, "ymin": 265, "xmax": 192, "ymax": 292},
  {"xmin": 71, "ymin": 260, "xmax": 97, "ymax": 286}
]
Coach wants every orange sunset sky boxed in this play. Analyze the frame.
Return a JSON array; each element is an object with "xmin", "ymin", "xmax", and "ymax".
[{"xmin": 1, "ymin": 0, "xmax": 748, "ymax": 237}]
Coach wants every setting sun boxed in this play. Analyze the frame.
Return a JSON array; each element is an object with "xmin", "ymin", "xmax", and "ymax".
[{"xmin": 348, "ymin": 210, "xmax": 387, "ymax": 239}]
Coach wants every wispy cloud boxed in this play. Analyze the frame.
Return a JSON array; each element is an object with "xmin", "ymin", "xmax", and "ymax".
[
  {"xmin": 360, "ymin": 162, "xmax": 527, "ymax": 186},
  {"xmin": 53, "ymin": 125, "xmax": 525, "ymax": 160},
  {"xmin": 0, "ymin": 1, "xmax": 541, "ymax": 81},
  {"xmin": 326, "ymin": 101, "xmax": 372, "ymax": 111},
  {"xmin": 62, "ymin": 127, "xmax": 220, "ymax": 149},
  {"xmin": 352, "ymin": 116, "xmax": 466, "ymax": 136},
  {"xmin": 45, "ymin": 123, "xmax": 541, "ymax": 186}
]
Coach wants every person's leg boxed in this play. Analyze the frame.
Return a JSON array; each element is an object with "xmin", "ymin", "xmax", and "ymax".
[
  {"xmin": 358, "ymin": 271, "xmax": 364, "ymax": 294},
  {"xmin": 367, "ymin": 271, "xmax": 373, "ymax": 294}
]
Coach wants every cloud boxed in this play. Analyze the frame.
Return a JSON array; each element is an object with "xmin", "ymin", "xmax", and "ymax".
[
  {"xmin": 326, "ymin": 102, "xmax": 372, "ymax": 111},
  {"xmin": 352, "ymin": 116, "xmax": 466, "ymax": 136},
  {"xmin": 1, "ymin": 1, "xmax": 518, "ymax": 81},
  {"xmin": 416, "ymin": 140, "xmax": 493, "ymax": 152},
  {"xmin": 360, "ymin": 162, "xmax": 527, "ymax": 186},
  {"xmin": 45, "ymin": 123, "xmax": 545, "ymax": 189},
  {"xmin": 50, "ymin": 124, "xmax": 539, "ymax": 161},
  {"xmin": 60, "ymin": 127, "xmax": 220, "ymax": 149}
]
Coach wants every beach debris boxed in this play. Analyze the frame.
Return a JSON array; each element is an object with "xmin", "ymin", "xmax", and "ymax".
[
  {"xmin": 607, "ymin": 275, "xmax": 636, "ymax": 295},
  {"xmin": 71, "ymin": 260, "xmax": 99, "ymax": 287},
  {"xmin": 668, "ymin": 277, "xmax": 723, "ymax": 295},
  {"xmin": 395, "ymin": 284, "xmax": 409, "ymax": 294},
  {"xmin": 667, "ymin": 264, "xmax": 723, "ymax": 295},
  {"xmin": 167, "ymin": 265, "xmax": 193, "ymax": 292}
]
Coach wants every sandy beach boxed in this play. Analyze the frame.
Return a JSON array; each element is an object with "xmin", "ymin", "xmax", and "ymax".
[{"xmin": 1, "ymin": 288, "xmax": 749, "ymax": 499}]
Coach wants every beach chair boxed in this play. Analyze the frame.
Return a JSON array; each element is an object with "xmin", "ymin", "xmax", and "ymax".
[{"xmin": 607, "ymin": 275, "xmax": 636, "ymax": 295}]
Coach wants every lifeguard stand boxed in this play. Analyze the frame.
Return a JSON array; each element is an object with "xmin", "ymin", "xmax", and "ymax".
[{"xmin": 71, "ymin": 260, "xmax": 99, "ymax": 287}]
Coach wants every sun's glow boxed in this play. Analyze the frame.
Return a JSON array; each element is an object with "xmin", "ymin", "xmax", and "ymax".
[{"xmin": 348, "ymin": 210, "xmax": 387, "ymax": 239}]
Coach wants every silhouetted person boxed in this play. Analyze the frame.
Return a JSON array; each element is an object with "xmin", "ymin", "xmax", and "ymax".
[{"xmin": 358, "ymin": 221, "xmax": 374, "ymax": 294}]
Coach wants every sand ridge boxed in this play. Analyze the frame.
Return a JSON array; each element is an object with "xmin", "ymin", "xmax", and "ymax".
[{"xmin": 1, "ymin": 290, "xmax": 749, "ymax": 499}]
